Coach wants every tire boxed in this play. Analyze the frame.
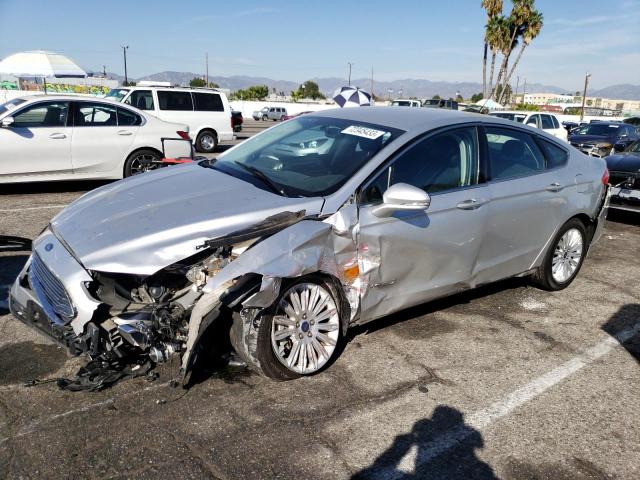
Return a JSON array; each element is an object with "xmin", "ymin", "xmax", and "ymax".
[
  {"xmin": 279, "ymin": 115, "xmax": 285, "ymax": 121},
  {"xmin": 230, "ymin": 276, "xmax": 344, "ymax": 380},
  {"xmin": 532, "ymin": 218, "xmax": 588, "ymax": 291},
  {"xmin": 196, "ymin": 130, "xmax": 218, "ymax": 153},
  {"xmin": 262, "ymin": 114, "xmax": 268, "ymax": 121},
  {"xmin": 124, "ymin": 149, "xmax": 161, "ymax": 177}
]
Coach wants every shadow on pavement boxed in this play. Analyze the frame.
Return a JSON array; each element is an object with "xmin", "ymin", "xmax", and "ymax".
[
  {"xmin": 0, "ymin": 180, "xmax": 110, "ymax": 195},
  {"xmin": 601, "ymin": 304, "xmax": 640, "ymax": 363},
  {"xmin": 0, "ymin": 254, "xmax": 29, "ymax": 315},
  {"xmin": 351, "ymin": 405, "xmax": 497, "ymax": 480}
]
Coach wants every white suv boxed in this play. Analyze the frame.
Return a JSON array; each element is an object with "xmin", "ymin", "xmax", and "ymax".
[
  {"xmin": 489, "ymin": 111, "xmax": 568, "ymax": 141},
  {"xmin": 107, "ymin": 86, "xmax": 234, "ymax": 153}
]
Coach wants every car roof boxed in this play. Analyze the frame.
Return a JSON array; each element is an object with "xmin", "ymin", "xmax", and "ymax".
[
  {"xmin": 14, "ymin": 94, "xmax": 124, "ymax": 106},
  {"xmin": 310, "ymin": 106, "xmax": 487, "ymax": 133}
]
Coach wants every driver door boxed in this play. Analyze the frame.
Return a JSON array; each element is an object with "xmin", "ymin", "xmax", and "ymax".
[{"xmin": 357, "ymin": 126, "xmax": 489, "ymax": 321}]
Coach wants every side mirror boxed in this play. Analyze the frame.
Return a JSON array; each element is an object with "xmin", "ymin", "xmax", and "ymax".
[
  {"xmin": 613, "ymin": 143, "xmax": 626, "ymax": 152},
  {"xmin": 372, "ymin": 183, "xmax": 430, "ymax": 217},
  {"xmin": 1, "ymin": 116, "xmax": 14, "ymax": 128}
]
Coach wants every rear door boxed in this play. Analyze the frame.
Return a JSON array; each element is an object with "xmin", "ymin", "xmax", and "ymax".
[
  {"xmin": 474, "ymin": 125, "xmax": 567, "ymax": 282},
  {"xmin": 357, "ymin": 125, "xmax": 489, "ymax": 321},
  {"xmin": 70, "ymin": 101, "xmax": 140, "ymax": 174},
  {"xmin": 0, "ymin": 100, "xmax": 72, "ymax": 177}
]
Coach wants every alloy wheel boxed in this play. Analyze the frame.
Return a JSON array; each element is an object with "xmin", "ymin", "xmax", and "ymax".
[
  {"xmin": 551, "ymin": 228, "xmax": 583, "ymax": 283},
  {"xmin": 270, "ymin": 283, "xmax": 340, "ymax": 374},
  {"xmin": 129, "ymin": 153, "xmax": 160, "ymax": 175}
]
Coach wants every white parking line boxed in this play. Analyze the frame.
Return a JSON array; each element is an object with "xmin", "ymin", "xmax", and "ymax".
[
  {"xmin": 376, "ymin": 321, "xmax": 640, "ymax": 479},
  {"xmin": 0, "ymin": 204, "xmax": 67, "ymax": 213}
]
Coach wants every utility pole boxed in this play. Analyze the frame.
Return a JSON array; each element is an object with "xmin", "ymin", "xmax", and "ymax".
[
  {"xmin": 370, "ymin": 65, "xmax": 374, "ymax": 98},
  {"xmin": 522, "ymin": 77, "xmax": 527, "ymax": 103},
  {"xmin": 205, "ymin": 52, "xmax": 209, "ymax": 86},
  {"xmin": 347, "ymin": 62, "xmax": 354, "ymax": 86},
  {"xmin": 514, "ymin": 76, "xmax": 520, "ymax": 106},
  {"xmin": 121, "ymin": 45, "xmax": 129, "ymax": 85},
  {"xmin": 102, "ymin": 65, "xmax": 107, "ymax": 77},
  {"xmin": 580, "ymin": 73, "xmax": 591, "ymax": 122}
]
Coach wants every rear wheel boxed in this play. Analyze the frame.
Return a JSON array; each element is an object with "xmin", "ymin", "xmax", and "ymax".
[
  {"xmin": 231, "ymin": 276, "xmax": 343, "ymax": 380},
  {"xmin": 532, "ymin": 218, "xmax": 588, "ymax": 290},
  {"xmin": 262, "ymin": 114, "xmax": 268, "ymax": 121},
  {"xmin": 196, "ymin": 130, "xmax": 217, "ymax": 153},
  {"xmin": 124, "ymin": 149, "xmax": 161, "ymax": 177}
]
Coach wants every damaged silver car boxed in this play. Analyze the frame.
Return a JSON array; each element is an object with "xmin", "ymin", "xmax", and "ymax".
[{"xmin": 9, "ymin": 108, "xmax": 610, "ymax": 386}]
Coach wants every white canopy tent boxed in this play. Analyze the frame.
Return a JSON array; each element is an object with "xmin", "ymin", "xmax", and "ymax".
[
  {"xmin": 473, "ymin": 98, "xmax": 505, "ymax": 111},
  {"xmin": 0, "ymin": 50, "xmax": 87, "ymax": 92}
]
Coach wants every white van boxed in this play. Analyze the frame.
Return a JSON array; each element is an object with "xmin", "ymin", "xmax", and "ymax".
[{"xmin": 106, "ymin": 86, "xmax": 234, "ymax": 152}]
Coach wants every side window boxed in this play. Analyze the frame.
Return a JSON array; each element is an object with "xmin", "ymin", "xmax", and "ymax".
[
  {"xmin": 361, "ymin": 167, "xmax": 390, "ymax": 205},
  {"xmin": 390, "ymin": 127, "xmax": 479, "ymax": 194},
  {"xmin": 193, "ymin": 92, "xmax": 223, "ymax": 112},
  {"xmin": 117, "ymin": 107, "xmax": 142, "ymax": 126},
  {"xmin": 12, "ymin": 102, "xmax": 69, "ymax": 128},
  {"xmin": 157, "ymin": 91, "xmax": 194, "ymax": 111},
  {"xmin": 75, "ymin": 102, "xmax": 117, "ymax": 126},
  {"xmin": 538, "ymin": 138, "xmax": 569, "ymax": 169},
  {"xmin": 125, "ymin": 90, "xmax": 154, "ymax": 110},
  {"xmin": 525, "ymin": 115, "xmax": 539, "ymax": 127},
  {"xmin": 485, "ymin": 127, "xmax": 545, "ymax": 180},
  {"xmin": 540, "ymin": 115, "xmax": 554, "ymax": 129},
  {"xmin": 551, "ymin": 116, "xmax": 560, "ymax": 129}
]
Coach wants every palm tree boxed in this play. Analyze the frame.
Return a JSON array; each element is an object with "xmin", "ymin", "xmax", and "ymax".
[
  {"xmin": 498, "ymin": 9, "xmax": 543, "ymax": 103},
  {"xmin": 481, "ymin": 0, "xmax": 503, "ymax": 98}
]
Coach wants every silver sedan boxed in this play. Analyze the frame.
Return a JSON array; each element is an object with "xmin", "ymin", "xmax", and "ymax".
[{"xmin": 9, "ymin": 107, "xmax": 610, "ymax": 385}]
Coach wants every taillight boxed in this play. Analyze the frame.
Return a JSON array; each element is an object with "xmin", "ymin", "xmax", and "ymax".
[
  {"xmin": 177, "ymin": 130, "xmax": 190, "ymax": 140},
  {"xmin": 602, "ymin": 167, "xmax": 609, "ymax": 185}
]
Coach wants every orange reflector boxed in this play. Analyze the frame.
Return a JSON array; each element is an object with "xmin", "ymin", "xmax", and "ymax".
[{"xmin": 343, "ymin": 263, "xmax": 360, "ymax": 282}]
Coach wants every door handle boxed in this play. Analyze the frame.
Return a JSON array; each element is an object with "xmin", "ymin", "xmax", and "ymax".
[
  {"xmin": 49, "ymin": 133, "xmax": 66, "ymax": 139},
  {"xmin": 546, "ymin": 182, "xmax": 563, "ymax": 192},
  {"xmin": 456, "ymin": 198, "xmax": 485, "ymax": 210},
  {"xmin": 117, "ymin": 130, "xmax": 133, "ymax": 136}
]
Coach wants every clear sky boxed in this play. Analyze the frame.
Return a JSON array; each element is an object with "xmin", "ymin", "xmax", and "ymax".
[{"xmin": 1, "ymin": 0, "xmax": 638, "ymax": 90}]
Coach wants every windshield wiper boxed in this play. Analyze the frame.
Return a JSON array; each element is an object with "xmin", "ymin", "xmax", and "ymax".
[{"xmin": 233, "ymin": 161, "xmax": 288, "ymax": 197}]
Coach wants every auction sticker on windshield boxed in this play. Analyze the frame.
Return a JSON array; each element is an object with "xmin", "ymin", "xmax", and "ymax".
[{"xmin": 341, "ymin": 125, "xmax": 386, "ymax": 140}]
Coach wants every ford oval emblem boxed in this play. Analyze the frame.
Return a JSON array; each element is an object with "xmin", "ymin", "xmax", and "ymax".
[{"xmin": 44, "ymin": 243, "xmax": 54, "ymax": 252}]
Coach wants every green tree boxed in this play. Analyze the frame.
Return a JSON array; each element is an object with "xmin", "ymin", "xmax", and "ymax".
[
  {"xmin": 481, "ymin": 0, "xmax": 504, "ymax": 97},
  {"xmin": 231, "ymin": 84, "xmax": 269, "ymax": 101},
  {"xmin": 495, "ymin": 83, "xmax": 513, "ymax": 104},
  {"xmin": 456, "ymin": 94, "xmax": 464, "ymax": 102},
  {"xmin": 432, "ymin": 94, "xmax": 441, "ymax": 100},
  {"xmin": 470, "ymin": 92, "xmax": 484, "ymax": 103},
  {"xmin": 189, "ymin": 77, "xmax": 207, "ymax": 87},
  {"xmin": 292, "ymin": 80, "xmax": 326, "ymax": 100}
]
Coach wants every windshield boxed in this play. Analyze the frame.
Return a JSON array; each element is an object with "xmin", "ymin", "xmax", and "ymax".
[
  {"xmin": 575, "ymin": 123, "xmax": 620, "ymax": 136},
  {"xmin": 0, "ymin": 98, "xmax": 27, "ymax": 115},
  {"xmin": 490, "ymin": 112, "xmax": 526, "ymax": 123},
  {"xmin": 105, "ymin": 88, "xmax": 130, "ymax": 101},
  {"xmin": 205, "ymin": 116, "xmax": 403, "ymax": 197}
]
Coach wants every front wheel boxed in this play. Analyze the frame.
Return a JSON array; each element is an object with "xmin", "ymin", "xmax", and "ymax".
[
  {"xmin": 231, "ymin": 277, "xmax": 344, "ymax": 380},
  {"xmin": 532, "ymin": 218, "xmax": 588, "ymax": 291}
]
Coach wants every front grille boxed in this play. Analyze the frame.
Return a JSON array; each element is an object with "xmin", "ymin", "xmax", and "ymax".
[{"xmin": 28, "ymin": 252, "xmax": 75, "ymax": 323}]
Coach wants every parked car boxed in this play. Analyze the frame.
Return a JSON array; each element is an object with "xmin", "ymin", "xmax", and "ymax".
[
  {"xmin": 391, "ymin": 99, "xmax": 421, "ymax": 107},
  {"xmin": 423, "ymin": 99, "xmax": 458, "ymax": 110},
  {"xmin": 569, "ymin": 122, "xmax": 640, "ymax": 158},
  {"xmin": 252, "ymin": 106, "xmax": 288, "ymax": 121},
  {"xmin": 282, "ymin": 111, "xmax": 312, "ymax": 121},
  {"xmin": 0, "ymin": 95, "xmax": 189, "ymax": 183},
  {"xmin": 489, "ymin": 111, "xmax": 568, "ymax": 141},
  {"xmin": 106, "ymin": 86, "xmax": 234, "ymax": 153},
  {"xmin": 231, "ymin": 110, "xmax": 243, "ymax": 132},
  {"xmin": 606, "ymin": 140, "xmax": 640, "ymax": 213},
  {"xmin": 10, "ymin": 108, "xmax": 608, "ymax": 386},
  {"xmin": 562, "ymin": 121, "xmax": 587, "ymax": 134}
]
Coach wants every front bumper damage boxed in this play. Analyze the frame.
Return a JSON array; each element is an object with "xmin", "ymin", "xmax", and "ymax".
[
  {"xmin": 9, "ymin": 203, "xmax": 366, "ymax": 389},
  {"xmin": 609, "ymin": 173, "xmax": 640, "ymax": 214}
]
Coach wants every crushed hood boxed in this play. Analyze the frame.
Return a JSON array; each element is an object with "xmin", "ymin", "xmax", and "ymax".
[
  {"xmin": 50, "ymin": 163, "xmax": 324, "ymax": 275},
  {"xmin": 569, "ymin": 134, "xmax": 612, "ymax": 145}
]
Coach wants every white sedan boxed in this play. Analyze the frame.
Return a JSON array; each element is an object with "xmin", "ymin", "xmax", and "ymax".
[
  {"xmin": 489, "ymin": 111, "xmax": 568, "ymax": 142},
  {"xmin": 0, "ymin": 95, "xmax": 190, "ymax": 183}
]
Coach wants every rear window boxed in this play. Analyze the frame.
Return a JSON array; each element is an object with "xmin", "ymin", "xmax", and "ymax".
[
  {"xmin": 157, "ymin": 91, "xmax": 193, "ymax": 111},
  {"xmin": 193, "ymin": 92, "xmax": 224, "ymax": 112},
  {"xmin": 117, "ymin": 107, "xmax": 143, "ymax": 126},
  {"xmin": 538, "ymin": 138, "xmax": 568, "ymax": 169}
]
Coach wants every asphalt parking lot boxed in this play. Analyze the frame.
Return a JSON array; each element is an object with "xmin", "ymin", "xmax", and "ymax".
[{"xmin": 0, "ymin": 121, "xmax": 639, "ymax": 479}]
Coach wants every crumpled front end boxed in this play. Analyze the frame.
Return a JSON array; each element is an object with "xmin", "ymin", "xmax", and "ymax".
[{"xmin": 9, "ymin": 203, "xmax": 365, "ymax": 389}]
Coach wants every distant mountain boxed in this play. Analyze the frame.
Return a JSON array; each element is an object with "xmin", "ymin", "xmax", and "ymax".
[
  {"xmin": 104, "ymin": 70, "xmax": 639, "ymax": 101},
  {"xmin": 590, "ymin": 84, "xmax": 640, "ymax": 101}
]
